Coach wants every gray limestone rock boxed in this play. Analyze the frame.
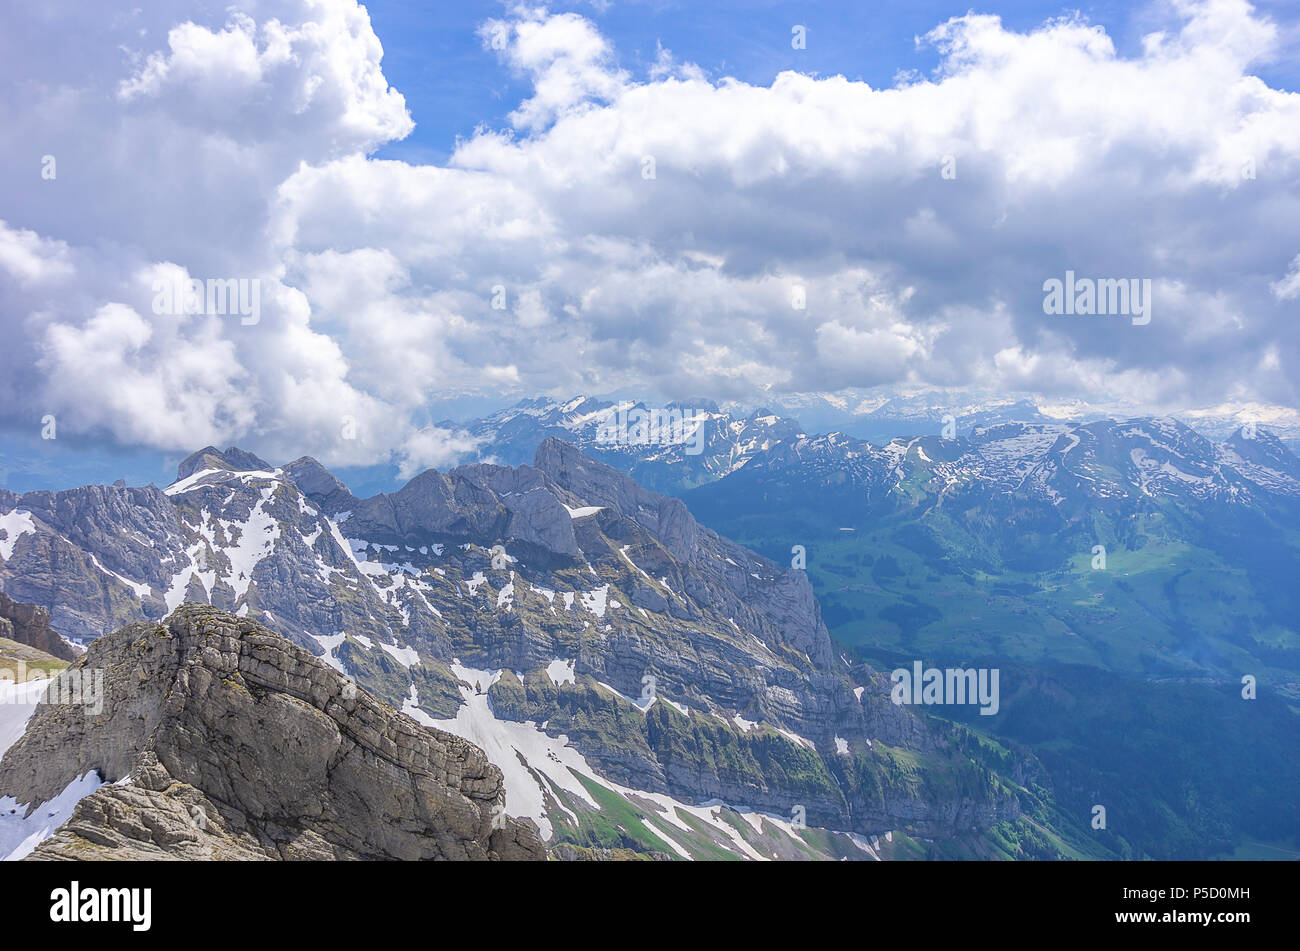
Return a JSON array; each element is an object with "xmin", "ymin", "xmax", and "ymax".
[{"xmin": 0, "ymin": 604, "xmax": 545, "ymax": 861}]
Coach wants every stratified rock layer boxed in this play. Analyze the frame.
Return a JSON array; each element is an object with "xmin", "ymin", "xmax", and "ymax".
[
  {"xmin": 0, "ymin": 592, "xmax": 74, "ymax": 661},
  {"xmin": 0, "ymin": 604, "xmax": 544, "ymax": 860}
]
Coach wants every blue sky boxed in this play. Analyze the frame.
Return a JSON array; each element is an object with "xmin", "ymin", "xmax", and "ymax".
[{"xmin": 367, "ymin": 0, "xmax": 1300, "ymax": 166}]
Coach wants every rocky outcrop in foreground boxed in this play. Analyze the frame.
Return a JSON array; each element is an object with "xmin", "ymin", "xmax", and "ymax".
[{"xmin": 0, "ymin": 604, "xmax": 544, "ymax": 860}]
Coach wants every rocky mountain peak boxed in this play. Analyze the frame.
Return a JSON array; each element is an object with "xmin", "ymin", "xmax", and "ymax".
[
  {"xmin": 1223, "ymin": 424, "xmax": 1293, "ymax": 460},
  {"xmin": 533, "ymin": 437, "xmax": 698, "ymax": 561},
  {"xmin": 282, "ymin": 456, "xmax": 357, "ymax": 515},
  {"xmin": 176, "ymin": 446, "xmax": 275, "ymax": 482}
]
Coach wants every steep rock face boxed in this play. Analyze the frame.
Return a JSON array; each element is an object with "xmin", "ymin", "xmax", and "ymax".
[
  {"xmin": 0, "ymin": 484, "xmax": 181, "ymax": 639},
  {"xmin": 282, "ymin": 456, "xmax": 356, "ymax": 515},
  {"xmin": 0, "ymin": 604, "xmax": 544, "ymax": 861},
  {"xmin": 534, "ymin": 438, "xmax": 699, "ymax": 562},
  {"xmin": 532, "ymin": 438, "xmax": 824, "ymax": 662},
  {"xmin": 343, "ymin": 464, "xmax": 583, "ymax": 559},
  {"xmin": 0, "ymin": 593, "xmax": 74, "ymax": 661}
]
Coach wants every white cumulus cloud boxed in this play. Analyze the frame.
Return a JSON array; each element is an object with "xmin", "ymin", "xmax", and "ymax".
[{"xmin": 0, "ymin": 0, "xmax": 1296, "ymax": 471}]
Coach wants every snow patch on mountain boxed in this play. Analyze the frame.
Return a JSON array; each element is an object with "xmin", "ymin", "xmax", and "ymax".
[
  {"xmin": 0, "ymin": 510, "xmax": 36, "ymax": 562},
  {"xmin": 311, "ymin": 633, "xmax": 349, "ymax": 675},
  {"xmin": 0, "ymin": 771, "xmax": 105, "ymax": 861},
  {"xmin": 545, "ymin": 658, "xmax": 575, "ymax": 686},
  {"xmin": 380, "ymin": 643, "xmax": 420, "ymax": 668}
]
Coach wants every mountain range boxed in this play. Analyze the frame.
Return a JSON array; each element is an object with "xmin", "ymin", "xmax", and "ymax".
[
  {"xmin": 456, "ymin": 396, "xmax": 800, "ymax": 494},
  {"xmin": 453, "ymin": 397, "xmax": 1300, "ymax": 859},
  {"xmin": 455, "ymin": 396, "xmax": 1300, "ymax": 683},
  {"xmin": 3, "ymin": 396, "xmax": 1298, "ymax": 860},
  {"xmin": 459, "ymin": 393, "xmax": 1300, "ymax": 486},
  {"xmin": 1, "ymin": 438, "xmax": 1033, "ymax": 860}
]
